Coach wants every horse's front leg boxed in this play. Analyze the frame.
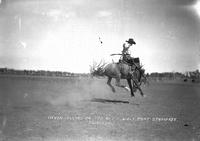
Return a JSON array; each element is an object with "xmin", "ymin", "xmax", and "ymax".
[
  {"xmin": 133, "ymin": 80, "xmax": 144, "ymax": 97},
  {"xmin": 127, "ymin": 79, "xmax": 134, "ymax": 97}
]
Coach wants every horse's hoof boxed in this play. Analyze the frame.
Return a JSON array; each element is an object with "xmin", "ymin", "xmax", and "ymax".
[
  {"xmin": 142, "ymin": 94, "xmax": 146, "ymax": 98},
  {"xmin": 124, "ymin": 86, "xmax": 130, "ymax": 91}
]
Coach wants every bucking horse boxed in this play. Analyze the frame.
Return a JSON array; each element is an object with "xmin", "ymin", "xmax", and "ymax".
[{"xmin": 90, "ymin": 60, "xmax": 146, "ymax": 97}]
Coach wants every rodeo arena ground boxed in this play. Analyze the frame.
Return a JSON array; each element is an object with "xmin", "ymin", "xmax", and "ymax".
[{"xmin": 0, "ymin": 58, "xmax": 200, "ymax": 141}]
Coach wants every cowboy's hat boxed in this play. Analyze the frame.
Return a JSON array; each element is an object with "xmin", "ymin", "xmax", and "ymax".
[{"xmin": 126, "ymin": 38, "xmax": 136, "ymax": 45}]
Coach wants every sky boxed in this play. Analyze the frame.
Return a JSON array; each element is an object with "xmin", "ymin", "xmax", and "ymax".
[{"xmin": 0, "ymin": 0, "xmax": 200, "ymax": 73}]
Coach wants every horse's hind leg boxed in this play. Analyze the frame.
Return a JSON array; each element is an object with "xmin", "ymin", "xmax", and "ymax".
[
  {"xmin": 107, "ymin": 77, "xmax": 115, "ymax": 92},
  {"xmin": 115, "ymin": 78, "xmax": 130, "ymax": 91}
]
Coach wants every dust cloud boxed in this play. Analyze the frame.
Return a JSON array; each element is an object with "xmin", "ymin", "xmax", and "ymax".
[
  {"xmin": 0, "ymin": 76, "xmax": 113, "ymax": 108},
  {"xmin": 46, "ymin": 77, "xmax": 112, "ymax": 107}
]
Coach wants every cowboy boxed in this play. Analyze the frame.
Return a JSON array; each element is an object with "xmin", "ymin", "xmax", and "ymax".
[{"xmin": 121, "ymin": 38, "xmax": 136, "ymax": 64}]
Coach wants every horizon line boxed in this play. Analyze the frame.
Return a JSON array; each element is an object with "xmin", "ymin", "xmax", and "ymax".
[{"xmin": 0, "ymin": 67, "xmax": 199, "ymax": 74}]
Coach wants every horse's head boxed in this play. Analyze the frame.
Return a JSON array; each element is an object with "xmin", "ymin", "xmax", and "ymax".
[{"xmin": 132, "ymin": 65, "xmax": 146, "ymax": 84}]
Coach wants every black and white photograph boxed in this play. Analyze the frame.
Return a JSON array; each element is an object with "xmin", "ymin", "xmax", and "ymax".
[{"xmin": 0, "ymin": 0, "xmax": 200, "ymax": 140}]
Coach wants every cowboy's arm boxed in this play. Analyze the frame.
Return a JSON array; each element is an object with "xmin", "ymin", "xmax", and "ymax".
[{"xmin": 122, "ymin": 44, "xmax": 130, "ymax": 54}]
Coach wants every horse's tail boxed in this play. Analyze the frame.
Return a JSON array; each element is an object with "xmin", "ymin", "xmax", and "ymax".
[{"xmin": 90, "ymin": 61, "xmax": 106, "ymax": 77}]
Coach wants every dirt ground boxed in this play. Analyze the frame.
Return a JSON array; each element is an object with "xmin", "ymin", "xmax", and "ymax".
[{"xmin": 0, "ymin": 75, "xmax": 200, "ymax": 141}]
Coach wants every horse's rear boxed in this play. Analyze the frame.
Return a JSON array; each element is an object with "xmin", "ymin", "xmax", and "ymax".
[{"xmin": 104, "ymin": 63, "xmax": 132, "ymax": 79}]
